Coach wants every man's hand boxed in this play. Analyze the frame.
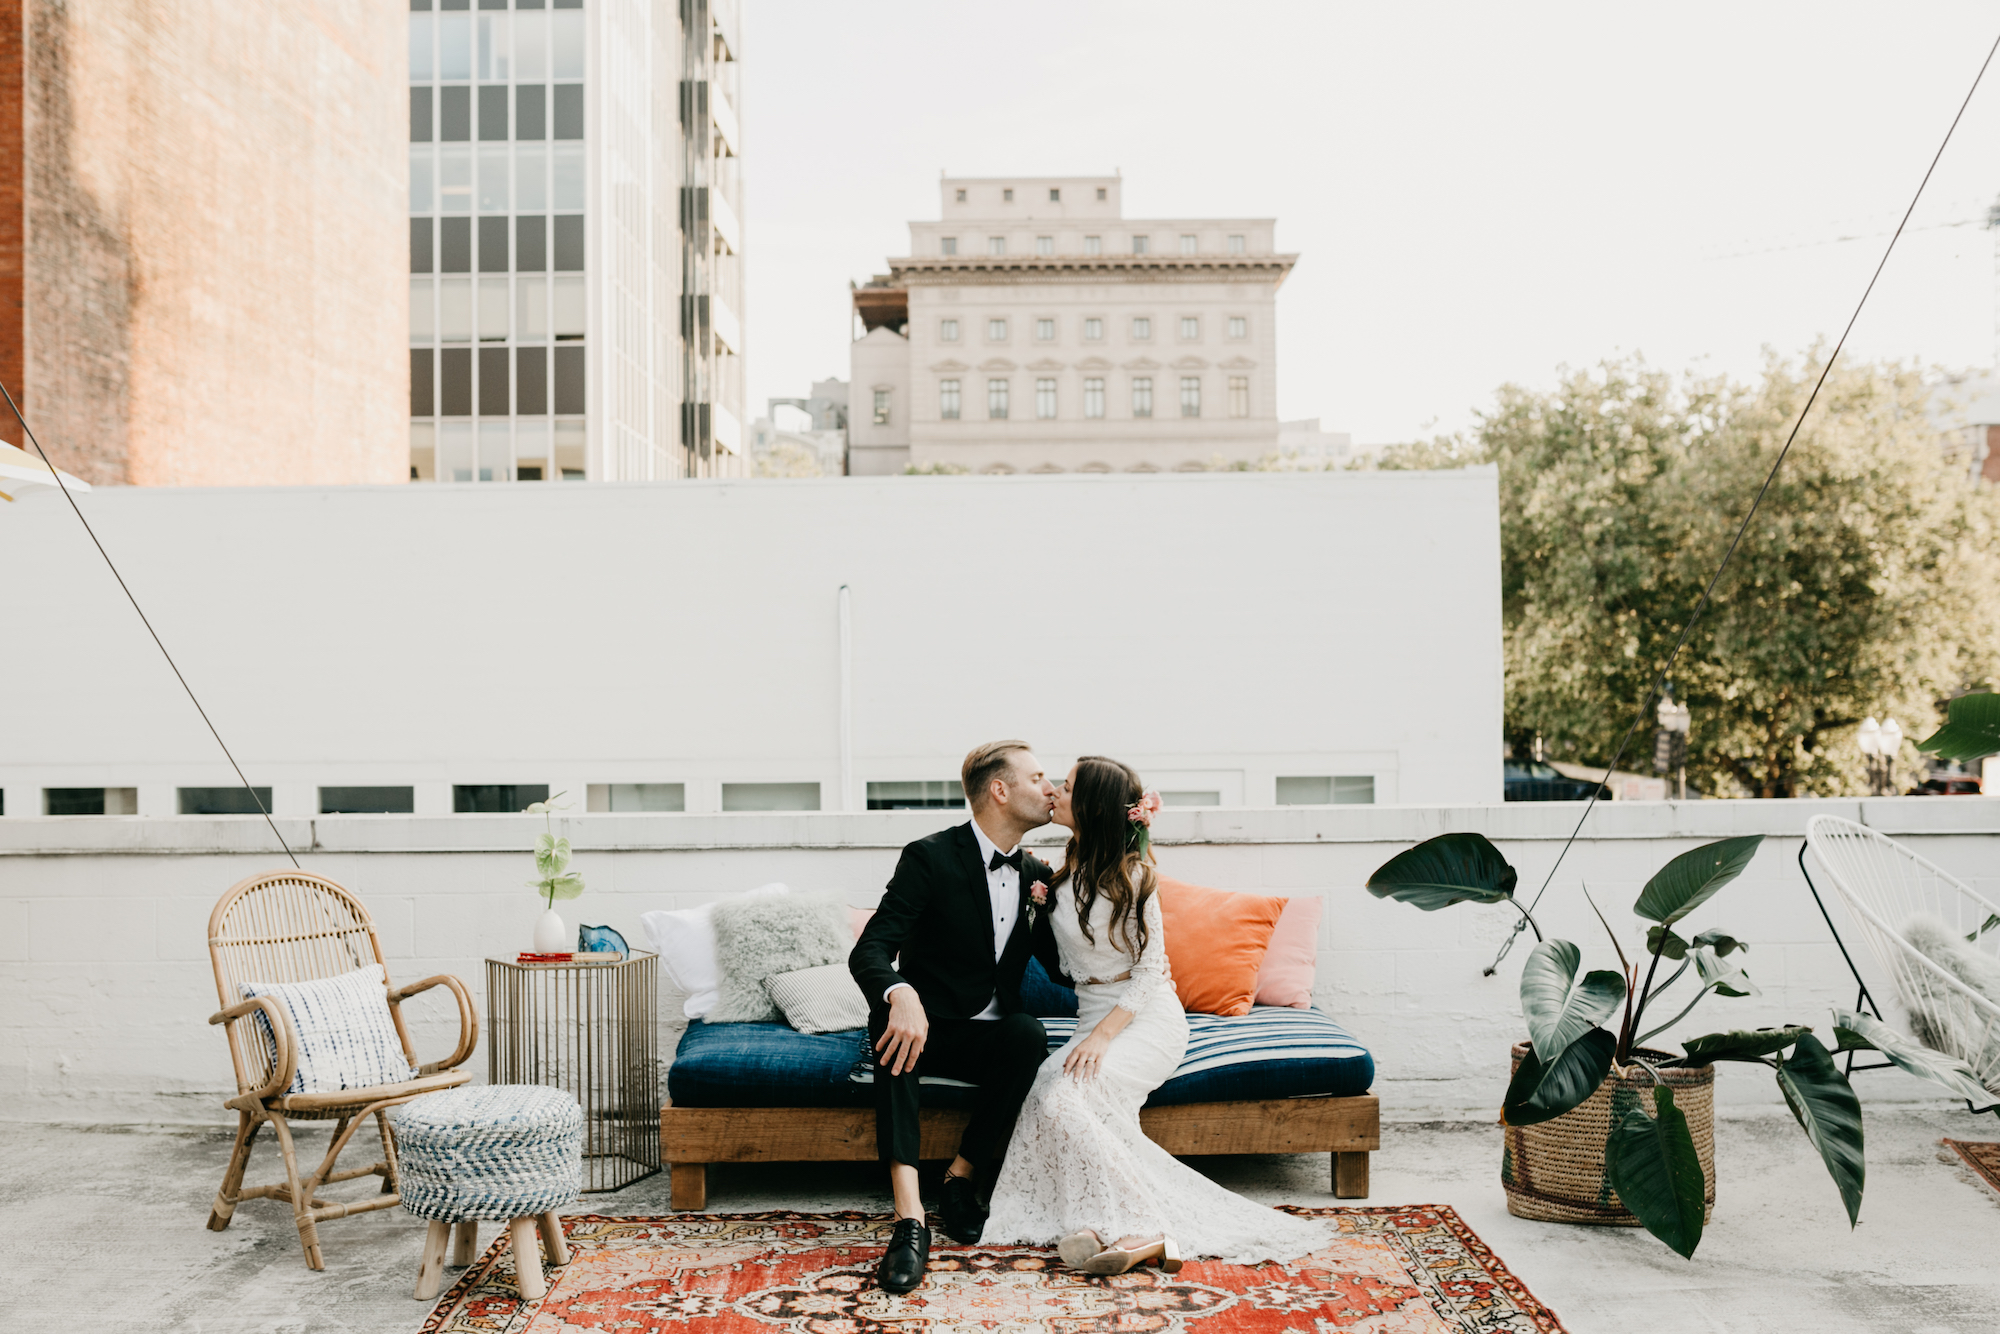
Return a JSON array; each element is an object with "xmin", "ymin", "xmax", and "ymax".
[{"xmin": 876, "ymin": 987, "xmax": 929, "ymax": 1076}]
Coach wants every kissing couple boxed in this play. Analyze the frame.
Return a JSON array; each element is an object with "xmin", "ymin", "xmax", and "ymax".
[{"xmin": 848, "ymin": 740, "xmax": 1331, "ymax": 1293}]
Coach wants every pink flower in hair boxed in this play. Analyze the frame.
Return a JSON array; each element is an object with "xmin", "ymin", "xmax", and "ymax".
[{"xmin": 1127, "ymin": 790, "xmax": 1162, "ymax": 828}]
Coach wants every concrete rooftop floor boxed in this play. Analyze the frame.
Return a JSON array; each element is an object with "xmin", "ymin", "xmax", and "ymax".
[{"xmin": 2, "ymin": 1108, "xmax": 1996, "ymax": 1334}]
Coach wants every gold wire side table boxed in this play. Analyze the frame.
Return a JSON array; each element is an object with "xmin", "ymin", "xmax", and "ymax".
[{"xmin": 486, "ymin": 952, "xmax": 660, "ymax": 1192}]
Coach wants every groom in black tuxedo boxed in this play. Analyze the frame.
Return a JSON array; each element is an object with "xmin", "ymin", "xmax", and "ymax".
[{"xmin": 848, "ymin": 740, "xmax": 1064, "ymax": 1291}]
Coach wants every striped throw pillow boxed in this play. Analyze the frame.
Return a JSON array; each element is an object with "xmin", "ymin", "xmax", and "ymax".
[
  {"xmin": 240, "ymin": 963, "xmax": 418, "ymax": 1095},
  {"xmin": 764, "ymin": 963, "xmax": 871, "ymax": 1035}
]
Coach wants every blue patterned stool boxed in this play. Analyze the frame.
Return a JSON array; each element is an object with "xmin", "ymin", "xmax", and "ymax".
[{"xmin": 394, "ymin": 1084, "xmax": 583, "ymax": 1301}]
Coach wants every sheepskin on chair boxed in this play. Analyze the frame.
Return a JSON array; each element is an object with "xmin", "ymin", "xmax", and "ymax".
[
  {"xmin": 1899, "ymin": 913, "xmax": 2000, "ymax": 1078},
  {"xmin": 709, "ymin": 891, "xmax": 854, "ymax": 1024}
]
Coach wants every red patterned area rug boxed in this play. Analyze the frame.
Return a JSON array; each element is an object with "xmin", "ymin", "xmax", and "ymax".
[
  {"xmin": 418, "ymin": 1208, "xmax": 1566, "ymax": 1334},
  {"xmin": 1944, "ymin": 1139, "xmax": 2000, "ymax": 1196}
]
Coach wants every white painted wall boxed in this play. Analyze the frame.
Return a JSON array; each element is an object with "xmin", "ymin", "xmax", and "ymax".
[
  {"xmin": 3, "ymin": 799, "xmax": 1993, "ymax": 1123},
  {"xmin": 0, "ymin": 470, "xmax": 1501, "ymax": 815}
]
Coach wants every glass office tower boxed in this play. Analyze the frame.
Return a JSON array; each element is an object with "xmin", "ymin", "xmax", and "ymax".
[{"xmin": 406, "ymin": 0, "xmax": 745, "ymax": 483}]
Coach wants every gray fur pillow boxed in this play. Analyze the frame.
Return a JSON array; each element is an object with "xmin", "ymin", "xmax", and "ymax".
[{"xmin": 709, "ymin": 891, "xmax": 854, "ymax": 1024}]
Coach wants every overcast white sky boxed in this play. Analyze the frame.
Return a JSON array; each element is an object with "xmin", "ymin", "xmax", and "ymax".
[{"xmin": 739, "ymin": 1, "xmax": 2000, "ymax": 443}]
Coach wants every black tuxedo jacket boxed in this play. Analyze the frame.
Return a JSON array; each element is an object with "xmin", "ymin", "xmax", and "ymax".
[{"xmin": 849, "ymin": 822, "xmax": 1065, "ymax": 1020}]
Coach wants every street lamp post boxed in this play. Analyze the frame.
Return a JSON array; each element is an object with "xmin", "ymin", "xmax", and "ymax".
[
  {"xmin": 1856, "ymin": 716, "xmax": 1903, "ymax": 796},
  {"xmin": 1653, "ymin": 689, "xmax": 1691, "ymax": 800}
]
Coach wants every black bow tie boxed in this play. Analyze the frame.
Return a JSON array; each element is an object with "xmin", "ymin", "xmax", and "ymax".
[{"xmin": 989, "ymin": 849, "xmax": 1023, "ymax": 873}]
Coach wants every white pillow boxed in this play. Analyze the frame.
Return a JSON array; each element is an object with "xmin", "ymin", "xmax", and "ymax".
[
  {"xmin": 639, "ymin": 882, "xmax": 790, "ymax": 1019},
  {"xmin": 239, "ymin": 963, "xmax": 418, "ymax": 1095},
  {"xmin": 765, "ymin": 963, "xmax": 871, "ymax": 1035}
]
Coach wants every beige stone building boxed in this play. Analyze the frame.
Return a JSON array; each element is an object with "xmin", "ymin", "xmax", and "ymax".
[
  {"xmin": 0, "ymin": 0, "xmax": 409, "ymax": 486},
  {"xmin": 848, "ymin": 176, "xmax": 1296, "ymax": 475}
]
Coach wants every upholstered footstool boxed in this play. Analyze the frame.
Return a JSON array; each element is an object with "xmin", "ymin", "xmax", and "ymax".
[{"xmin": 394, "ymin": 1085, "xmax": 584, "ymax": 1301}]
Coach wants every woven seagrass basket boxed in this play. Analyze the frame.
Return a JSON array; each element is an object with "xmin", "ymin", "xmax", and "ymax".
[{"xmin": 1500, "ymin": 1041, "xmax": 1716, "ymax": 1225}]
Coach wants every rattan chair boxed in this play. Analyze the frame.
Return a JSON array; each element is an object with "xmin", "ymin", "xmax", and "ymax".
[
  {"xmin": 1804, "ymin": 815, "xmax": 2000, "ymax": 1091},
  {"xmin": 205, "ymin": 869, "xmax": 479, "ymax": 1270}
]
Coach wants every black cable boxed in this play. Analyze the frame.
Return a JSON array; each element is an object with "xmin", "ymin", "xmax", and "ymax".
[
  {"xmin": 2, "ymin": 379, "xmax": 300, "ymax": 868},
  {"xmin": 1484, "ymin": 29, "xmax": 2000, "ymax": 976}
]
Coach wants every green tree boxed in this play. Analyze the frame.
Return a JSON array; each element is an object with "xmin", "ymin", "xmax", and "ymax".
[{"xmin": 1356, "ymin": 352, "xmax": 2000, "ymax": 796}]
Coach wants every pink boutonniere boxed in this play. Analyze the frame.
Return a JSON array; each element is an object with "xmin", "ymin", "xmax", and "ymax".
[{"xmin": 1029, "ymin": 881, "xmax": 1049, "ymax": 908}]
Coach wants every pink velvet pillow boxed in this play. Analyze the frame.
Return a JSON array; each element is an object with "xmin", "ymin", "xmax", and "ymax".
[
  {"xmin": 1157, "ymin": 877, "xmax": 1286, "ymax": 1016},
  {"xmin": 849, "ymin": 907, "xmax": 875, "ymax": 939},
  {"xmin": 1253, "ymin": 896, "xmax": 1321, "ymax": 1007}
]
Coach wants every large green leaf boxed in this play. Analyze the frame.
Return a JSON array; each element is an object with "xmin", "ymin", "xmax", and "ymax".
[
  {"xmin": 1775, "ymin": 1033, "xmax": 1866, "ymax": 1227},
  {"xmin": 1366, "ymin": 832, "xmax": 1518, "ymax": 911},
  {"xmin": 1692, "ymin": 946, "xmax": 1758, "ymax": 998},
  {"xmin": 1633, "ymin": 836, "xmax": 1765, "ymax": 925},
  {"xmin": 544, "ymin": 871, "xmax": 585, "ymax": 902},
  {"xmin": 1832, "ymin": 1009, "xmax": 2000, "ymax": 1115},
  {"xmin": 1914, "ymin": 691, "xmax": 2000, "ymax": 761},
  {"xmin": 1521, "ymin": 940, "xmax": 1625, "ymax": 1066},
  {"xmin": 1502, "ymin": 1027, "xmax": 1617, "ymax": 1126},
  {"xmin": 1604, "ymin": 1085, "xmax": 1707, "ymax": 1259},
  {"xmin": 1678, "ymin": 1025, "xmax": 1813, "ymax": 1065},
  {"xmin": 1646, "ymin": 926, "xmax": 1690, "ymax": 960},
  {"xmin": 1690, "ymin": 929, "xmax": 1746, "ymax": 957}
]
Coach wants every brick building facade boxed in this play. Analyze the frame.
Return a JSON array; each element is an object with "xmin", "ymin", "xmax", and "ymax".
[{"xmin": 0, "ymin": 0, "xmax": 407, "ymax": 486}]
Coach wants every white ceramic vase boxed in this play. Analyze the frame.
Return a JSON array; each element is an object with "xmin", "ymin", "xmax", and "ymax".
[{"xmin": 533, "ymin": 907, "xmax": 569, "ymax": 953}]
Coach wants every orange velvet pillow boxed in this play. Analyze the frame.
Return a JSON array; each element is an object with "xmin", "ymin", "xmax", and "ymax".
[{"xmin": 1156, "ymin": 877, "xmax": 1287, "ymax": 1016}]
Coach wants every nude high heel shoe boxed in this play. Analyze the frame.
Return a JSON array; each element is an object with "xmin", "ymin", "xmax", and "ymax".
[
  {"xmin": 1080, "ymin": 1235, "xmax": 1182, "ymax": 1276},
  {"xmin": 1057, "ymin": 1229, "xmax": 1105, "ymax": 1268}
]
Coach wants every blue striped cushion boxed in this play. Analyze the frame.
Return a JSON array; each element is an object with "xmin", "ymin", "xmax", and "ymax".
[
  {"xmin": 393, "ymin": 1085, "xmax": 583, "ymax": 1222},
  {"xmin": 1039, "ymin": 1006, "xmax": 1375, "ymax": 1105},
  {"xmin": 240, "ymin": 964, "xmax": 417, "ymax": 1096}
]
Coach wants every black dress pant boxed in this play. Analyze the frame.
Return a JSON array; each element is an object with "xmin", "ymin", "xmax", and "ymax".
[{"xmin": 869, "ymin": 1008, "xmax": 1049, "ymax": 1168}]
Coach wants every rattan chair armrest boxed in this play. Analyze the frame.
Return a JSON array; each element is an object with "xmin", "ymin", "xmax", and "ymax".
[
  {"xmin": 208, "ymin": 995, "xmax": 296, "ymax": 1101},
  {"xmin": 390, "ymin": 973, "xmax": 480, "ymax": 1074}
]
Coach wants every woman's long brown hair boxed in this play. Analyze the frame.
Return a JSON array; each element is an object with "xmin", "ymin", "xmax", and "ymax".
[{"xmin": 1051, "ymin": 755, "xmax": 1158, "ymax": 958}]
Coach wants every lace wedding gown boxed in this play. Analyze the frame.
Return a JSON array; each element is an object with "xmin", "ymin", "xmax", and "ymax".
[{"xmin": 982, "ymin": 880, "xmax": 1332, "ymax": 1263}]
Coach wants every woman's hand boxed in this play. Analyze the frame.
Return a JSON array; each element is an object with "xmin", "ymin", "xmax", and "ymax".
[{"xmin": 1064, "ymin": 1026, "xmax": 1116, "ymax": 1079}]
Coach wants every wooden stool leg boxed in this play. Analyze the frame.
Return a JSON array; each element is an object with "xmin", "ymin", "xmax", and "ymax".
[
  {"xmin": 536, "ymin": 1211, "xmax": 569, "ymax": 1266},
  {"xmin": 452, "ymin": 1219, "xmax": 478, "ymax": 1266},
  {"xmin": 1333, "ymin": 1151, "xmax": 1370, "ymax": 1199},
  {"xmin": 509, "ymin": 1217, "xmax": 546, "ymax": 1300},
  {"xmin": 414, "ymin": 1220, "xmax": 452, "ymax": 1301}
]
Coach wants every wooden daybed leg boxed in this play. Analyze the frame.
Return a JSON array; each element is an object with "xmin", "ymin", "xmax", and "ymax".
[
  {"xmin": 1333, "ymin": 1151, "xmax": 1370, "ymax": 1199},
  {"xmin": 670, "ymin": 1163, "xmax": 708, "ymax": 1210}
]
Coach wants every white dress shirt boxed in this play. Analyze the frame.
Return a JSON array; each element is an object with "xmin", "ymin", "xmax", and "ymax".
[{"xmin": 884, "ymin": 817, "xmax": 1021, "ymax": 1020}]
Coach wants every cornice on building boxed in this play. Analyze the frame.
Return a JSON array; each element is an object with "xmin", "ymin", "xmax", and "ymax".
[{"xmin": 888, "ymin": 254, "xmax": 1299, "ymax": 288}]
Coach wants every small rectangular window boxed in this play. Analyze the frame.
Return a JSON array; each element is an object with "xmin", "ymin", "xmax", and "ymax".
[
  {"xmin": 1035, "ymin": 318, "xmax": 1054, "ymax": 341},
  {"xmin": 1096, "ymin": 187, "xmax": 1107, "ymax": 201},
  {"xmin": 1229, "ymin": 375, "xmax": 1249, "ymax": 419},
  {"xmin": 987, "ymin": 318, "xmax": 1007, "ymax": 341},
  {"xmin": 410, "ymin": 86, "xmax": 433, "ymax": 141},
  {"xmin": 552, "ymin": 83, "xmax": 584, "ymax": 139},
  {"xmin": 514, "ymin": 144, "xmax": 546, "ymax": 209},
  {"xmin": 410, "ymin": 217, "xmax": 434, "ymax": 273},
  {"xmin": 939, "ymin": 378, "xmax": 961, "ymax": 419},
  {"xmin": 476, "ymin": 145, "xmax": 509, "ymax": 211},
  {"xmin": 516, "ymin": 275, "xmax": 547, "ymax": 341},
  {"xmin": 1228, "ymin": 316, "xmax": 1247, "ymax": 339},
  {"xmin": 1132, "ymin": 235, "xmax": 1150, "ymax": 255},
  {"xmin": 1228, "ymin": 234, "xmax": 1246, "ymax": 254},
  {"xmin": 1132, "ymin": 377, "xmax": 1153, "ymax": 418},
  {"xmin": 955, "ymin": 188, "xmax": 967, "ymax": 202},
  {"xmin": 45, "ymin": 787, "xmax": 136, "ymax": 815},
  {"xmin": 410, "ymin": 146, "xmax": 434, "ymax": 211},
  {"xmin": 478, "ymin": 215, "xmax": 508, "ymax": 271},
  {"xmin": 553, "ymin": 214, "xmax": 584, "ymax": 270},
  {"xmin": 1035, "ymin": 378, "xmax": 1056, "ymax": 419},
  {"xmin": 1180, "ymin": 376, "xmax": 1201, "ymax": 418},
  {"xmin": 1048, "ymin": 188, "xmax": 1060, "ymax": 202},
  {"xmin": 1275, "ymin": 775, "xmax": 1375, "ymax": 805},
  {"xmin": 439, "ymin": 11, "xmax": 470, "ymax": 77},
  {"xmin": 410, "ymin": 349, "xmax": 435, "ymax": 415},
  {"xmin": 454, "ymin": 784, "xmax": 549, "ymax": 813},
  {"xmin": 1083, "ymin": 317, "xmax": 1102, "ymax": 340},
  {"xmin": 1084, "ymin": 235, "xmax": 1101, "ymax": 256},
  {"xmin": 988, "ymin": 235, "xmax": 1006, "ymax": 255},
  {"xmin": 515, "ymin": 84, "xmax": 545, "ymax": 139},
  {"xmin": 179, "ymin": 787, "xmax": 273, "ymax": 815},
  {"xmin": 1084, "ymin": 377, "xmax": 1104, "ymax": 419},
  {"xmin": 873, "ymin": 388, "xmax": 890, "ymax": 425},
  {"xmin": 587, "ymin": 782, "xmax": 686, "ymax": 812},
  {"xmin": 411, "ymin": 278, "xmax": 434, "ymax": 342},
  {"xmin": 722, "ymin": 782, "xmax": 821, "ymax": 812},
  {"xmin": 1131, "ymin": 316, "xmax": 1150, "ymax": 339},
  {"xmin": 1002, "ymin": 188, "xmax": 1014, "ymax": 202},
  {"xmin": 477, "ymin": 84, "xmax": 507, "ymax": 139},
  {"xmin": 516, "ymin": 345, "xmax": 547, "ymax": 413},
  {"xmin": 988, "ymin": 378, "xmax": 1009, "ymax": 419},
  {"xmin": 551, "ymin": 8, "xmax": 583, "ymax": 75},
  {"xmin": 1180, "ymin": 234, "xmax": 1197, "ymax": 254},
  {"xmin": 940, "ymin": 236, "xmax": 957, "ymax": 255},
  {"xmin": 478, "ymin": 346, "xmax": 509, "ymax": 413},
  {"xmin": 439, "ymin": 276, "xmax": 471, "ymax": 341},
  {"xmin": 514, "ymin": 9, "xmax": 546, "ymax": 77},
  {"xmin": 439, "ymin": 421, "xmax": 472, "ymax": 481},
  {"xmin": 410, "ymin": 12, "xmax": 434, "ymax": 78},
  {"xmin": 439, "ymin": 85, "xmax": 471, "ymax": 141},
  {"xmin": 552, "ymin": 275, "xmax": 584, "ymax": 337},
  {"xmin": 553, "ymin": 345, "xmax": 585, "ymax": 413},
  {"xmin": 439, "ymin": 144, "xmax": 471, "ymax": 211},
  {"xmin": 552, "ymin": 143, "xmax": 584, "ymax": 209},
  {"xmin": 940, "ymin": 318, "xmax": 958, "ymax": 341},
  {"xmin": 440, "ymin": 346, "xmax": 472, "ymax": 414},
  {"xmin": 1179, "ymin": 316, "xmax": 1199, "ymax": 340},
  {"xmin": 1035, "ymin": 235, "xmax": 1053, "ymax": 255},
  {"xmin": 319, "ymin": 786, "xmax": 415, "ymax": 814},
  {"xmin": 516, "ymin": 214, "xmax": 546, "ymax": 270},
  {"xmin": 866, "ymin": 781, "xmax": 966, "ymax": 811}
]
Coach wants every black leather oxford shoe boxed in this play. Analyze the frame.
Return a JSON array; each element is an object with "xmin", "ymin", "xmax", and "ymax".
[
  {"xmin": 938, "ymin": 1172, "xmax": 988, "ymax": 1244},
  {"xmin": 876, "ymin": 1216, "xmax": 931, "ymax": 1293}
]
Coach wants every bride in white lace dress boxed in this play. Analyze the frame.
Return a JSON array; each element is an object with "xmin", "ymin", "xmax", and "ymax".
[{"xmin": 982, "ymin": 756, "xmax": 1332, "ymax": 1273}]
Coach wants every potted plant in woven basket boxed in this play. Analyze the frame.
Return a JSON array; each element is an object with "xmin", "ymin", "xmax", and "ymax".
[{"xmin": 1367, "ymin": 831, "xmax": 1998, "ymax": 1258}]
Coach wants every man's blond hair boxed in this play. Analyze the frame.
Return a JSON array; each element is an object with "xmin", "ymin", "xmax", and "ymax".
[{"xmin": 962, "ymin": 740, "xmax": 1032, "ymax": 810}]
